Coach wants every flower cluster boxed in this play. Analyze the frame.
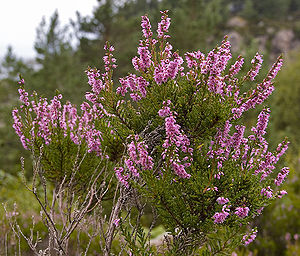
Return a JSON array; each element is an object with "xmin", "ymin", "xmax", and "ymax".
[
  {"xmin": 208, "ymin": 109, "xmax": 289, "ymax": 183},
  {"xmin": 216, "ymin": 197, "xmax": 229, "ymax": 205},
  {"xmin": 141, "ymin": 15, "xmax": 152, "ymax": 40},
  {"xmin": 228, "ymin": 55, "xmax": 244, "ymax": 77},
  {"xmin": 18, "ymin": 88, "xmax": 30, "ymax": 107},
  {"xmin": 277, "ymin": 190, "xmax": 288, "ymax": 198},
  {"xmin": 232, "ymin": 56, "xmax": 283, "ymax": 119},
  {"xmin": 86, "ymin": 43, "xmax": 117, "ymax": 105},
  {"xmin": 261, "ymin": 186, "xmax": 273, "ymax": 198},
  {"xmin": 117, "ymin": 74, "xmax": 149, "ymax": 101},
  {"xmin": 13, "ymin": 84, "xmax": 105, "ymax": 156},
  {"xmin": 86, "ymin": 68, "xmax": 104, "ymax": 103},
  {"xmin": 126, "ymin": 135, "xmax": 154, "ymax": 172},
  {"xmin": 242, "ymin": 228, "xmax": 258, "ymax": 245},
  {"xmin": 206, "ymin": 39, "xmax": 232, "ymax": 95},
  {"xmin": 213, "ymin": 204, "xmax": 230, "ymax": 224},
  {"xmin": 251, "ymin": 108, "xmax": 270, "ymax": 141},
  {"xmin": 275, "ymin": 167, "xmax": 289, "ymax": 186},
  {"xmin": 213, "ymin": 197, "xmax": 250, "ymax": 223},
  {"xmin": 115, "ymin": 135, "xmax": 153, "ymax": 187},
  {"xmin": 159, "ymin": 101, "xmax": 193, "ymax": 179},
  {"xmin": 184, "ymin": 38, "xmax": 232, "ymax": 96},
  {"xmin": 114, "ymin": 167, "xmax": 129, "ymax": 188},
  {"xmin": 103, "ymin": 43, "xmax": 117, "ymax": 76},
  {"xmin": 12, "ymin": 109, "xmax": 29, "ymax": 149},
  {"xmin": 157, "ymin": 10, "xmax": 171, "ymax": 39},
  {"xmin": 235, "ymin": 206, "xmax": 250, "ymax": 219},
  {"xmin": 131, "ymin": 11, "xmax": 184, "ymax": 85},
  {"xmin": 247, "ymin": 53, "xmax": 263, "ymax": 81},
  {"xmin": 153, "ymin": 50, "xmax": 184, "ymax": 85}
]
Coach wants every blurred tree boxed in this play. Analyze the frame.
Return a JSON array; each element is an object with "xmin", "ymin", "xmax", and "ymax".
[
  {"xmin": 163, "ymin": 0, "xmax": 228, "ymax": 53},
  {"xmin": 74, "ymin": 0, "xmax": 160, "ymax": 77},
  {"xmin": 0, "ymin": 48, "xmax": 32, "ymax": 175},
  {"xmin": 0, "ymin": 46, "xmax": 33, "ymax": 80},
  {"xmin": 32, "ymin": 10, "xmax": 86, "ymax": 103},
  {"xmin": 251, "ymin": 0, "xmax": 291, "ymax": 20},
  {"xmin": 75, "ymin": 0, "xmax": 229, "ymax": 80},
  {"xmin": 241, "ymin": 0, "xmax": 257, "ymax": 20}
]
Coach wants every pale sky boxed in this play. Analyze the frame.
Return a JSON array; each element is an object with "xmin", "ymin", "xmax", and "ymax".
[{"xmin": 0, "ymin": 0, "xmax": 97, "ymax": 59}]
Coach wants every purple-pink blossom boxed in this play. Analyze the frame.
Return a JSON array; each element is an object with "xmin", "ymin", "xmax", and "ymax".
[
  {"xmin": 115, "ymin": 167, "xmax": 129, "ymax": 188},
  {"xmin": 217, "ymin": 197, "xmax": 229, "ymax": 205},
  {"xmin": 12, "ymin": 109, "xmax": 29, "ymax": 149},
  {"xmin": 251, "ymin": 108, "xmax": 270, "ymax": 141},
  {"xmin": 117, "ymin": 74, "xmax": 149, "ymax": 101},
  {"xmin": 113, "ymin": 218, "xmax": 121, "ymax": 227},
  {"xmin": 248, "ymin": 53, "xmax": 263, "ymax": 81},
  {"xmin": 159, "ymin": 101, "xmax": 193, "ymax": 179},
  {"xmin": 213, "ymin": 205, "xmax": 230, "ymax": 224},
  {"xmin": 275, "ymin": 167, "xmax": 289, "ymax": 186},
  {"xmin": 213, "ymin": 211, "xmax": 230, "ymax": 224},
  {"xmin": 261, "ymin": 186, "xmax": 273, "ymax": 198},
  {"xmin": 125, "ymin": 135, "xmax": 154, "ymax": 177},
  {"xmin": 242, "ymin": 228, "xmax": 258, "ymax": 245},
  {"xmin": 13, "ymin": 84, "xmax": 107, "ymax": 156},
  {"xmin": 132, "ymin": 46, "xmax": 153, "ymax": 72},
  {"xmin": 235, "ymin": 206, "xmax": 249, "ymax": 218},
  {"xmin": 141, "ymin": 15, "xmax": 153, "ymax": 39},
  {"xmin": 18, "ymin": 88, "xmax": 30, "ymax": 106},
  {"xmin": 277, "ymin": 190, "xmax": 288, "ymax": 198},
  {"xmin": 228, "ymin": 55, "xmax": 244, "ymax": 77},
  {"xmin": 157, "ymin": 10, "xmax": 171, "ymax": 39}
]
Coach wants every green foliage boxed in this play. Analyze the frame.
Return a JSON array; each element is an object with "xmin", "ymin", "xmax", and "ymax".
[
  {"xmin": 32, "ymin": 11, "xmax": 86, "ymax": 104},
  {"xmin": 270, "ymin": 51, "xmax": 300, "ymax": 154},
  {"xmin": 120, "ymin": 221, "xmax": 155, "ymax": 255}
]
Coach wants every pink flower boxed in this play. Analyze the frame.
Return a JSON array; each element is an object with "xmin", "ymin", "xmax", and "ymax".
[
  {"xmin": 235, "ymin": 207, "xmax": 249, "ymax": 218},
  {"xmin": 251, "ymin": 108, "xmax": 270, "ymax": 141},
  {"xmin": 213, "ymin": 205, "xmax": 230, "ymax": 224},
  {"xmin": 257, "ymin": 207, "xmax": 264, "ymax": 214},
  {"xmin": 275, "ymin": 167, "xmax": 289, "ymax": 186},
  {"xmin": 117, "ymin": 74, "xmax": 149, "ymax": 101},
  {"xmin": 157, "ymin": 10, "xmax": 171, "ymax": 39},
  {"xmin": 228, "ymin": 56, "xmax": 244, "ymax": 76},
  {"xmin": 277, "ymin": 190, "xmax": 288, "ymax": 198},
  {"xmin": 217, "ymin": 197, "xmax": 229, "ymax": 205},
  {"xmin": 113, "ymin": 218, "xmax": 121, "ymax": 227},
  {"xmin": 248, "ymin": 53, "xmax": 263, "ymax": 81},
  {"xmin": 115, "ymin": 167, "xmax": 129, "ymax": 188},
  {"xmin": 242, "ymin": 228, "xmax": 258, "ymax": 245},
  {"xmin": 261, "ymin": 186, "xmax": 273, "ymax": 198},
  {"xmin": 18, "ymin": 78, "xmax": 25, "ymax": 85},
  {"xmin": 126, "ymin": 135, "xmax": 154, "ymax": 172},
  {"xmin": 141, "ymin": 15, "xmax": 153, "ymax": 39},
  {"xmin": 159, "ymin": 101, "xmax": 193, "ymax": 179}
]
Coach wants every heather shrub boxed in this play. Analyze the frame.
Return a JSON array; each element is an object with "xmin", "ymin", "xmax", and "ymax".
[{"xmin": 10, "ymin": 10, "xmax": 289, "ymax": 255}]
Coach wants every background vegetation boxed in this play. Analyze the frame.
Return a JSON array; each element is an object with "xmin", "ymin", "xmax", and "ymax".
[{"xmin": 1, "ymin": 0, "xmax": 299, "ymax": 254}]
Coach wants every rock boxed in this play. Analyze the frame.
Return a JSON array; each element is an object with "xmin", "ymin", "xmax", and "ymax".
[
  {"xmin": 256, "ymin": 35, "xmax": 268, "ymax": 53},
  {"xmin": 266, "ymin": 27, "xmax": 275, "ymax": 35},
  {"xmin": 228, "ymin": 31, "xmax": 243, "ymax": 52},
  {"xmin": 227, "ymin": 16, "xmax": 247, "ymax": 28},
  {"xmin": 272, "ymin": 29, "xmax": 294, "ymax": 55},
  {"xmin": 291, "ymin": 39, "xmax": 300, "ymax": 51},
  {"xmin": 258, "ymin": 21, "xmax": 264, "ymax": 27}
]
